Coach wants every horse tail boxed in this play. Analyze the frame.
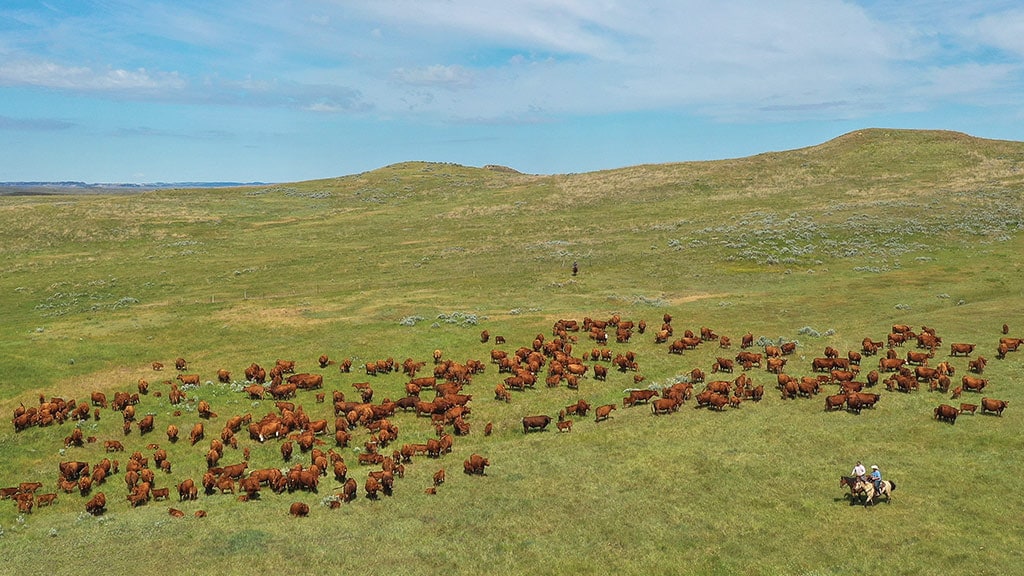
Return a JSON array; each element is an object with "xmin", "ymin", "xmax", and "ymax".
[{"xmin": 889, "ymin": 481, "xmax": 896, "ymax": 492}]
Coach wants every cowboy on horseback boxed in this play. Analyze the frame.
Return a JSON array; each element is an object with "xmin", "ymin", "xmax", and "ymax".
[
  {"xmin": 870, "ymin": 465, "xmax": 882, "ymax": 495},
  {"xmin": 852, "ymin": 461, "xmax": 866, "ymax": 483}
]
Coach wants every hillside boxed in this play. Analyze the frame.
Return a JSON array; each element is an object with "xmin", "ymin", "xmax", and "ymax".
[{"xmin": 0, "ymin": 128, "xmax": 1022, "ymax": 575}]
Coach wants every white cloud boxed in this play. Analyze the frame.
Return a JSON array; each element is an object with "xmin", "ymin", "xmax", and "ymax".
[
  {"xmin": 0, "ymin": 58, "xmax": 185, "ymax": 93},
  {"xmin": 392, "ymin": 65, "xmax": 475, "ymax": 89}
]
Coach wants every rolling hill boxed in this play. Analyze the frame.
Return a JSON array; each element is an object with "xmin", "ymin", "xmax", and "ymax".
[{"xmin": 0, "ymin": 128, "xmax": 1021, "ymax": 575}]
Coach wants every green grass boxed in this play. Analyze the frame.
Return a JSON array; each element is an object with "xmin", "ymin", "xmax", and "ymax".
[{"xmin": 1, "ymin": 129, "xmax": 1023, "ymax": 575}]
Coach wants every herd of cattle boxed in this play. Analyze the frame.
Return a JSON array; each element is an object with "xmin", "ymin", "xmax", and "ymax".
[{"xmin": 4, "ymin": 314, "xmax": 1017, "ymax": 518}]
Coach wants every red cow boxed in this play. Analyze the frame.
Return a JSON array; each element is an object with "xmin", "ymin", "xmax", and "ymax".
[
  {"xmin": 594, "ymin": 404, "xmax": 616, "ymax": 422},
  {"xmin": 980, "ymin": 397, "xmax": 1009, "ymax": 416},
  {"xmin": 287, "ymin": 373, "xmax": 323, "ymax": 390},
  {"xmin": 934, "ymin": 404, "xmax": 958, "ymax": 424},
  {"xmin": 85, "ymin": 492, "xmax": 106, "ymax": 515},
  {"xmin": 824, "ymin": 394, "xmax": 847, "ymax": 411},
  {"xmin": 190, "ymin": 422, "xmax": 205, "ymax": 445},
  {"xmin": 651, "ymin": 397, "xmax": 681, "ymax": 414},
  {"xmin": 949, "ymin": 343, "xmax": 975, "ymax": 357},
  {"xmin": 521, "ymin": 414, "xmax": 552, "ymax": 433},
  {"xmin": 961, "ymin": 376, "xmax": 988, "ymax": 392},
  {"xmin": 137, "ymin": 414, "xmax": 155, "ymax": 435},
  {"xmin": 289, "ymin": 502, "xmax": 310, "ymax": 516},
  {"xmin": 463, "ymin": 454, "xmax": 489, "ymax": 475}
]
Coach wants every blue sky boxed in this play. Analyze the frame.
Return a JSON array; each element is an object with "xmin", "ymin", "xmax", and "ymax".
[{"xmin": 2, "ymin": 1, "xmax": 1024, "ymax": 183}]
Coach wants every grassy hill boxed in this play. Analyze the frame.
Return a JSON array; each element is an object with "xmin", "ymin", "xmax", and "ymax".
[{"xmin": 0, "ymin": 128, "xmax": 1022, "ymax": 575}]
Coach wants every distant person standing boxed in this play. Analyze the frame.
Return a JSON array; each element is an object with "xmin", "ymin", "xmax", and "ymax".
[{"xmin": 572, "ymin": 261, "xmax": 578, "ymax": 277}]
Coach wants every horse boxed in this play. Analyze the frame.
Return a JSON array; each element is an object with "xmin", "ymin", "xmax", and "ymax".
[
  {"xmin": 856, "ymin": 478, "xmax": 896, "ymax": 506},
  {"xmin": 839, "ymin": 475, "xmax": 865, "ymax": 500}
]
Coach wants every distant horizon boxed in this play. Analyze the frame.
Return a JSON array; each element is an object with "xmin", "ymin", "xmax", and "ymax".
[{"xmin": 1, "ymin": 125, "xmax": 1019, "ymax": 186}]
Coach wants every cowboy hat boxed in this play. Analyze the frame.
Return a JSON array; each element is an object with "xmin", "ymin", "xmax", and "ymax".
[{"xmin": 870, "ymin": 465, "xmax": 878, "ymax": 470}]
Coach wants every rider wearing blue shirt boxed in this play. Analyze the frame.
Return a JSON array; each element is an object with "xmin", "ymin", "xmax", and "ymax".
[{"xmin": 870, "ymin": 465, "xmax": 882, "ymax": 493}]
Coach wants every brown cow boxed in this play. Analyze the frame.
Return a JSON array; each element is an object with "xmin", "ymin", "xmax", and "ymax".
[
  {"xmin": 961, "ymin": 376, "xmax": 988, "ymax": 393},
  {"xmin": 824, "ymin": 394, "xmax": 847, "ymax": 411},
  {"xmin": 197, "ymin": 400, "xmax": 217, "ymax": 419},
  {"xmin": 137, "ymin": 414, "xmax": 155, "ymax": 435},
  {"xmin": 707, "ymin": 393, "xmax": 729, "ymax": 411},
  {"xmin": 190, "ymin": 422, "xmax": 205, "ymax": 445},
  {"xmin": 934, "ymin": 404, "xmax": 958, "ymax": 424},
  {"xmin": 463, "ymin": 453, "xmax": 489, "ymax": 475},
  {"xmin": 949, "ymin": 343, "xmax": 975, "ymax": 357},
  {"xmin": 624, "ymin": 389, "xmax": 659, "ymax": 406},
  {"xmin": 522, "ymin": 415, "xmax": 551, "ymax": 433},
  {"xmin": 651, "ymin": 397, "xmax": 681, "ymax": 415},
  {"xmin": 980, "ymin": 397, "xmax": 1009, "ymax": 416},
  {"xmin": 287, "ymin": 373, "xmax": 323, "ymax": 390},
  {"xmin": 177, "ymin": 373, "xmax": 200, "ymax": 386},
  {"xmin": 90, "ymin": 392, "xmax": 108, "ymax": 408},
  {"xmin": 289, "ymin": 501, "xmax": 310, "ymax": 516},
  {"xmin": 85, "ymin": 492, "xmax": 106, "ymax": 515},
  {"xmin": 178, "ymin": 479, "xmax": 197, "ymax": 501},
  {"xmin": 959, "ymin": 403, "xmax": 978, "ymax": 415},
  {"xmin": 594, "ymin": 404, "xmax": 616, "ymax": 422}
]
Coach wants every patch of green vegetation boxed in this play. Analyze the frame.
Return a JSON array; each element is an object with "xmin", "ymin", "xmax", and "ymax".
[{"xmin": 1, "ymin": 130, "xmax": 1023, "ymax": 576}]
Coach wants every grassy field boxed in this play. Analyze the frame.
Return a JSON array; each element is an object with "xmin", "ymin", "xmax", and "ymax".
[{"xmin": 0, "ymin": 128, "xmax": 1022, "ymax": 575}]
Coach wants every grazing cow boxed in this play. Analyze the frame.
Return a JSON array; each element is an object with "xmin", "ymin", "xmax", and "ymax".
[
  {"xmin": 174, "ymin": 357, "xmax": 188, "ymax": 371},
  {"xmin": 189, "ymin": 422, "xmax": 205, "ymax": 445},
  {"xmin": 934, "ymin": 404, "xmax": 959, "ymax": 424},
  {"xmin": 85, "ymin": 492, "xmax": 106, "ymax": 516},
  {"xmin": 949, "ymin": 343, "xmax": 975, "ymax": 357},
  {"xmin": 980, "ymin": 398, "xmax": 1009, "ymax": 416},
  {"xmin": 556, "ymin": 420, "xmax": 573, "ymax": 432},
  {"xmin": 463, "ymin": 454, "xmax": 489, "ymax": 475},
  {"xmin": 594, "ymin": 404, "xmax": 616, "ymax": 422},
  {"xmin": 433, "ymin": 469, "xmax": 446, "ymax": 486},
  {"xmin": 707, "ymin": 393, "xmax": 729, "ymax": 411},
  {"xmin": 961, "ymin": 376, "xmax": 988, "ymax": 393},
  {"xmin": 197, "ymin": 400, "xmax": 217, "ymax": 419},
  {"xmin": 522, "ymin": 415, "xmax": 552, "ymax": 433},
  {"xmin": 968, "ymin": 356, "xmax": 987, "ymax": 374},
  {"xmin": 217, "ymin": 369, "xmax": 231, "ymax": 384},
  {"xmin": 177, "ymin": 373, "xmax": 200, "ymax": 386},
  {"xmin": 651, "ymin": 397, "xmax": 681, "ymax": 414},
  {"xmin": 363, "ymin": 476, "xmax": 382, "ymax": 500},
  {"xmin": 906, "ymin": 350, "xmax": 932, "ymax": 365},
  {"xmin": 959, "ymin": 403, "xmax": 978, "ymax": 415},
  {"xmin": 289, "ymin": 502, "xmax": 310, "ymax": 517},
  {"xmin": 624, "ymin": 389, "xmax": 659, "ymax": 406},
  {"xmin": 137, "ymin": 414, "xmax": 155, "ymax": 435},
  {"xmin": 165, "ymin": 423, "xmax": 179, "ymax": 443},
  {"xmin": 811, "ymin": 358, "xmax": 834, "ymax": 372},
  {"xmin": 91, "ymin": 392, "xmax": 108, "ymax": 408},
  {"xmin": 178, "ymin": 479, "xmax": 197, "ymax": 501},
  {"xmin": 287, "ymin": 373, "xmax": 323, "ymax": 390},
  {"xmin": 878, "ymin": 358, "xmax": 905, "ymax": 372},
  {"xmin": 36, "ymin": 493, "xmax": 57, "ymax": 507},
  {"xmin": 824, "ymin": 394, "xmax": 847, "ymax": 411}
]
